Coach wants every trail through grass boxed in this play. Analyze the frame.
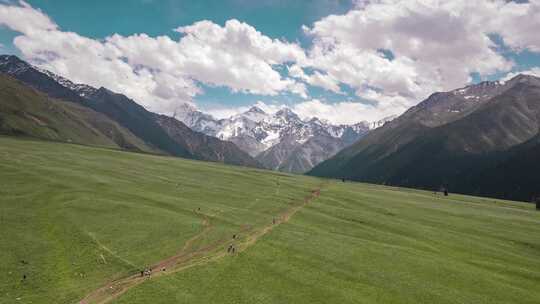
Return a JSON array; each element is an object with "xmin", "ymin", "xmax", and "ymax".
[{"xmin": 1, "ymin": 137, "xmax": 539, "ymax": 304}]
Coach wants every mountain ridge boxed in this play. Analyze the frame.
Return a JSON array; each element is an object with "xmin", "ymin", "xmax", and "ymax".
[
  {"xmin": 310, "ymin": 73, "xmax": 540, "ymax": 201},
  {"xmin": 175, "ymin": 103, "xmax": 395, "ymax": 172},
  {"xmin": 0, "ymin": 55, "xmax": 261, "ymax": 168}
]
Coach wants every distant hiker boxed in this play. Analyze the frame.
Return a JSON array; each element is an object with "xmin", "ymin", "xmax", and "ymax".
[
  {"xmin": 232, "ymin": 247, "xmax": 236, "ymax": 254},
  {"xmin": 444, "ymin": 189, "xmax": 449, "ymax": 196},
  {"xmin": 535, "ymin": 196, "xmax": 540, "ymax": 210},
  {"xmin": 22, "ymin": 274, "xmax": 26, "ymax": 281},
  {"xmin": 342, "ymin": 178, "xmax": 345, "ymax": 183},
  {"xmin": 227, "ymin": 245, "xmax": 233, "ymax": 253},
  {"xmin": 272, "ymin": 218, "xmax": 276, "ymax": 225},
  {"xmin": 232, "ymin": 234, "xmax": 236, "ymax": 239},
  {"xmin": 197, "ymin": 207, "xmax": 201, "ymax": 211},
  {"xmin": 162, "ymin": 267, "xmax": 166, "ymax": 272},
  {"xmin": 140, "ymin": 270, "xmax": 144, "ymax": 277}
]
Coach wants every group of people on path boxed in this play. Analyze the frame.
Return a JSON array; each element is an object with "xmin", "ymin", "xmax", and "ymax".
[{"xmin": 140, "ymin": 268, "xmax": 152, "ymax": 277}]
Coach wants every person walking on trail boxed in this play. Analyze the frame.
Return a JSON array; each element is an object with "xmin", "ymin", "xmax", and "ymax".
[
  {"xmin": 140, "ymin": 270, "xmax": 144, "ymax": 277},
  {"xmin": 272, "ymin": 218, "xmax": 276, "ymax": 225}
]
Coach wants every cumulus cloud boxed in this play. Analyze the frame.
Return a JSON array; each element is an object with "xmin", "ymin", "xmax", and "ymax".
[
  {"xmin": 494, "ymin": 1, "xmax": 540, "ymax": 52},
  {"xmin": 291, "ymin": 99, "xmax": 400, "ymax": 124},
  {"xmin": 0, "ymin": 0, "xmax": 56, "ymax": 33},
  {"xmin": 300, "ymin": 0, "xmax": 524, "ymax": 111},
  {"xmin": 501, "ymin": 67, "xmax": 540, "ymax": 82},
  {"xmin": 0, "ymin": 1, "xmax": 307, "ymax": 114},
  {"xmin": 1, "ymin": 0, "xmax": 540, "ymax": 124},
  {"xmin": 207, "ymin": 99, "xmax": 401, "ymax": 124}
]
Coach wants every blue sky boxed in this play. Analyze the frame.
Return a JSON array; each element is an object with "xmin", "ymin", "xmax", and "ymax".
[
  {"xmin": 0, "ymin": 0, "xmax": 357, "ymax": 112},
  {"xmin": 1, "ymin": 0, "xmax": 540, "ymax": 123},
  {"xmin": 12, "ymin": 0, "xmax": 353, "ymax": 41}
]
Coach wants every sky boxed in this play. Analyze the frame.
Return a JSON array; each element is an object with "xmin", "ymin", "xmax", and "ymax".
[{"xmin": 1, "ymin": 0, "xmax": 540, "ymax": 124}]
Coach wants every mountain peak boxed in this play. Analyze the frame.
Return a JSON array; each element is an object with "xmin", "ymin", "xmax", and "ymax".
[
  {"xmin": 0, "ymin": 54, "xmax": 32, "ymax": 74},
  {"xmin": 308, "ymin": 117, "xmax": 323, "ymax": 124},
  {"xmin": 505, "ymin": 73, "xmax": 540, "ymax": 87},
  {"xmin": 0, "ymin": 54, "xmax": 23, "ymax": 63},
  {"xmin": 176, "ymin": 102, "xmax": 198, "ymax": 113},
  {"xmin": 246, "ymin": 106, "xmax": 266, "ymax": 114},
  {"xmin": 274, "ymin": 107, "xmax": 298, "ymax": 119}
]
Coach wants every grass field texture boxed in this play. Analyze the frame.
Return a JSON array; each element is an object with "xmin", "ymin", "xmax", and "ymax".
[{"xmin": 1, "ymin": 136, "xmax": 539, "ymax": 304}]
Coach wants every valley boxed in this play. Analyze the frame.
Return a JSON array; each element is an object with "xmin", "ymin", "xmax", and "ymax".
[
  {"xmin": 2, "ymin": 1, "xmax": 540, "ymax": 304},
  {"xmin": 310, "ymin": 75, "xmax": 540, "ymax": 202},
  {"xmin": 1, "ymin": 137, "xmax": 539, "ymax": 304}
]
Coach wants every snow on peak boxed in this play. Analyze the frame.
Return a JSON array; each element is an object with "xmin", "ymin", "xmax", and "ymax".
[
  {"xmin": 246, "ymin": 106, "xmax": 266, "ymax": 114},
  {"xmin": 0, "ymin": 55, "xmax": 32, "ymax": 75},
  {"xmin": 236, "ymin": 106, "xmax": 269, "ymax": 123},
  {"xmin": 176, "ymin": 104, "xmax": 392, "ymax": 155},
  {"xmin": 35, "ymin": 67, "xmax": 97, "ymax": 97}
]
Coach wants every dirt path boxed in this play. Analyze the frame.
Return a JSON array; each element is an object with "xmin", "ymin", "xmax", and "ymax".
[{"xmin": 78, "ymin": 185, "xmax": 323, "ymax": 304}]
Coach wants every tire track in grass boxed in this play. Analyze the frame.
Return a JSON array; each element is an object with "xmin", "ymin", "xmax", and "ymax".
[
  {"xmin": 87, "ymin": 232, "xmax": 139, "ymax": 269},
  {"xmin": 78, "ymin": 184, "xmax": 323, "ymax": 304}
]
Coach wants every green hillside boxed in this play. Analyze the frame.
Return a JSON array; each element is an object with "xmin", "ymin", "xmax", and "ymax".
[
  {"xmin": 1, "ymin": 137, "xmax": 539, "ymax": 304},
  {"xmin": 310, "ymin": 75, "xmax": 540, "ymax": 202},
  {"xmin": 0, "ymin": 75, "xmax": 157, "ymax": 153}
]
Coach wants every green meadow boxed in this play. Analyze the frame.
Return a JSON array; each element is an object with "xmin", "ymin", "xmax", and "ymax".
[{"xmin": 1, "ymin": 136, "xmax": 539, "ymax": 304}]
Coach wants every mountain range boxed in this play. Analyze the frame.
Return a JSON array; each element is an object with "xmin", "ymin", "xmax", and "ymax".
[
  {"xmin": 174, "ymin": 103, "xmax": 395, "ymax": 173},
  {"xmin": 4, "ymin": 54, "xmax": 538, "ymax": 202},
  {"xmin": 0, "ymin": 55, "xmax": 261, "ymax": 168},
  {"xmin": 0, "ymin": 55, "xmax": 392, "ymax": 173},
  {"xmin": 310, "ymin": 74, "xmax": 540, "ymax": 202}
]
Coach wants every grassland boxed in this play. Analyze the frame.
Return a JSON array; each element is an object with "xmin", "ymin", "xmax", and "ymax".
[{"xmin": 1, "ymin": 136, "xmax": 539, "ymax": 304}]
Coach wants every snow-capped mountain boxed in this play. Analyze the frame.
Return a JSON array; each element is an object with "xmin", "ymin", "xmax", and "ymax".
[
  {"xmin": 175, "ymin": 104, "xmax": 395, "ymax": 172},
  {"xmin": 36, "ymin": 68, "xmax": 97, "ymax": 98},
  {"xmin": 0, "ymin": 55, "xmax": 263, "ymax": 168},
  {"xmin": 0, "ymin": 55, "xmax": 97, "ymax": 100}
]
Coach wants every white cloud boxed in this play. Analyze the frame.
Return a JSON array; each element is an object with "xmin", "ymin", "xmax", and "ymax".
[
  {"xmin": 0, "ymin": 1, "xmax": 307, "ymax": 115},
  {"xmin": 0, "ymin": 0, "xmax": 56, "ymax": 33},
  {"xmin": 299, "ymin": 0, "xmax": 519, "ymax": 110},
  {"xmin": 288, "ymin": 64, "xmax": 342, "ymax": 94},
  {"xmin": 206, "ymin": 99, "xmax": 402, "ymax": 125},
  {"xmin": 204, "ymin": 105, "xmax": 250, "ymax": 120},
  {"xmin": 292, "ymin": 99, "xmax": 403, "ymax": 124},
  {"xmin": 501, "ymin": 67, "xmax": 540, "ymax": 83},
  {"xmin": 494, "ymin": 1, "xmax": 540, "ymax": 52},
  {"xmin": 1, "ymin": 0, "xmax": 540, "ymax": 124}
]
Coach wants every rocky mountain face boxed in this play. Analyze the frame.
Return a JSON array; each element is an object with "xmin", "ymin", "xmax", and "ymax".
[
  {"xmin": 175, "ymin": 104, "xmax": 394, "ymax": 173},
  {"xmin": 154, "ymin": 114, "xmax": 263, "ymax": 168},
  {"xmin": 310, "ymin": 74, "xmax": 540, "ymax": 202},
  {"xmin": 0, "ymin": 55, "xmax": 261, "ymax": 168}
]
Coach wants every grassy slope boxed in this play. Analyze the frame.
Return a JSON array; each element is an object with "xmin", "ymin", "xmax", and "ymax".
[
  {"xmin": 115, "ymin": 184, "xmax": 540, "ymax": 304},
  {"xmin": 310, "ymin": 81, "xmax": 540, "ymax": 202},
  {"xmin": 1, "ymin": 137, "xmax": 539, "ymax": 304},
  {"xmin": 0, "ymin": 75, "xmax": 157, "ymax": 153},
  {"xmin": 0, "ymin": 136, "xmax": 319, "ymax": 303}
]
